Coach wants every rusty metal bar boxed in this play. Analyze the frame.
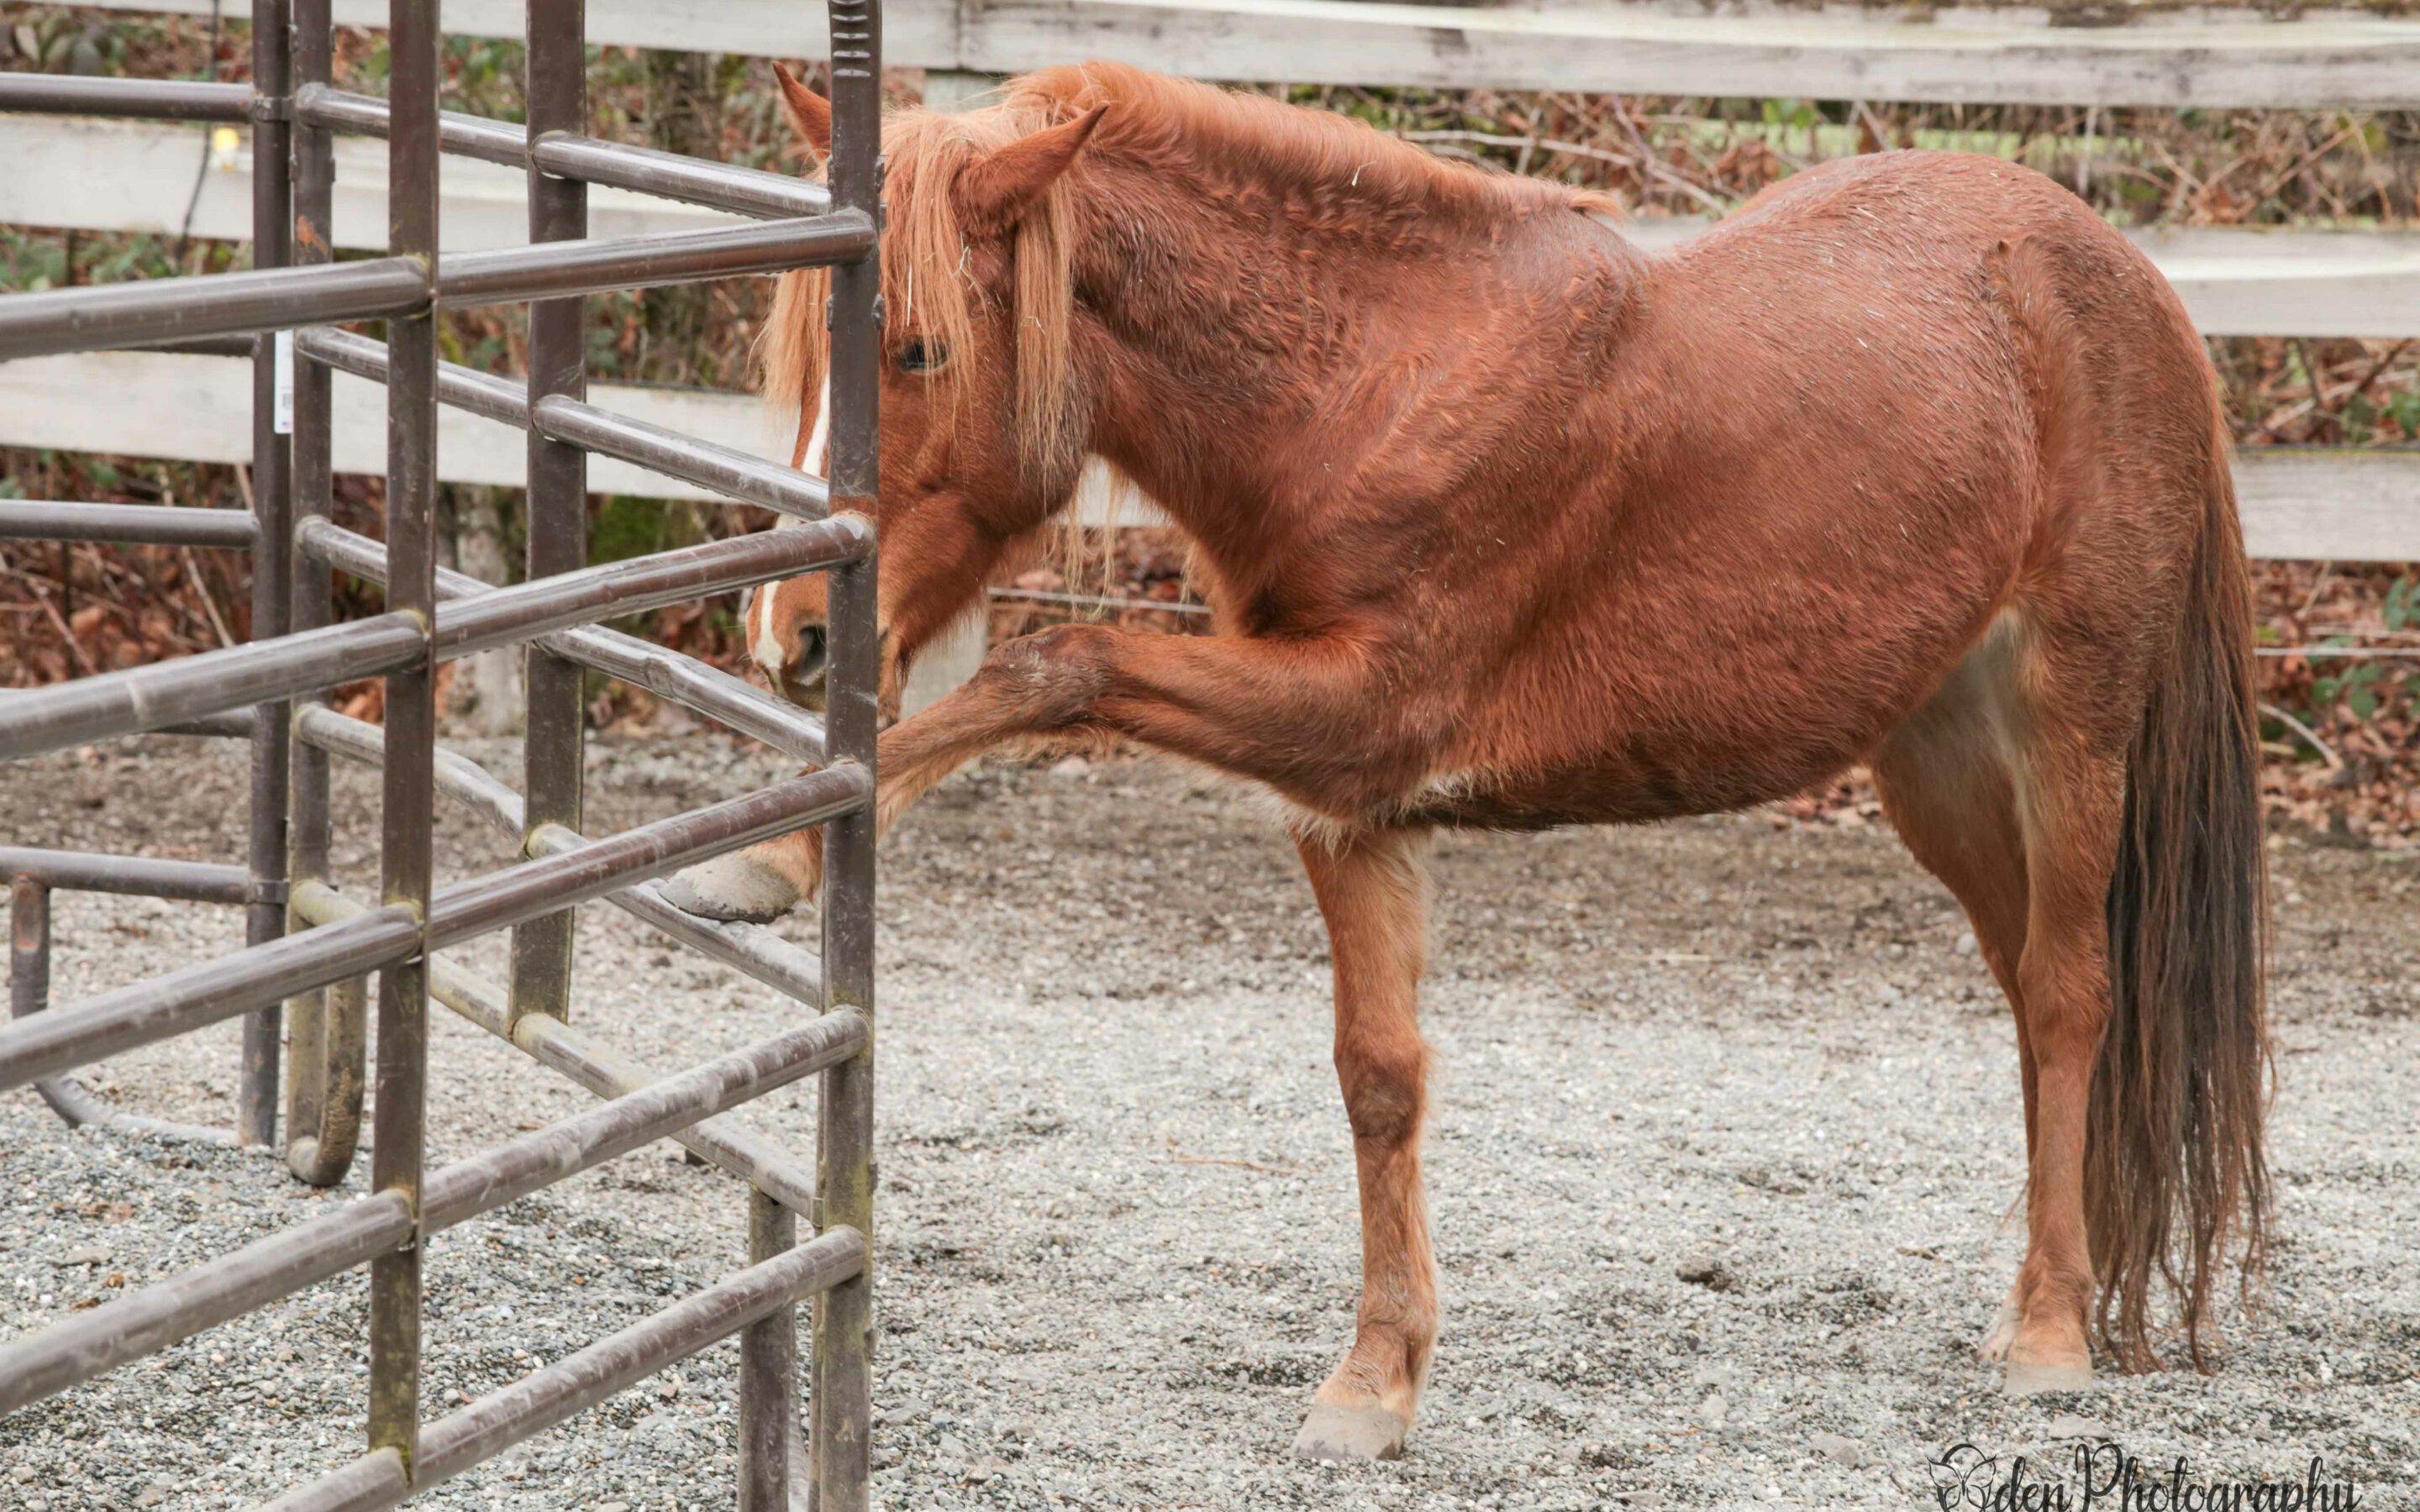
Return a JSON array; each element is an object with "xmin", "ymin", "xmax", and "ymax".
[
  {"xmin": 160, "ymin": 710, "xmax": 263, "ymax": 738},
  {"xmin": 0, "ymin": 762, "xmax": 849, "ymax": 1091},
  {"xmin": 517, "ymin": 0, "xmax": 589, "ymax": 1053},
  {"xmin": 422, "ymin": 768, "xmax": 871, "ymax": 953},
  {"xmin": 281, "ymin": 0, "xmax": 359, "ymax": 1191},
  {"xmin": 293, "ymin": 879, "xmax": 820, "ymax": 1217},
  {"xmin": 0, "ymin": 258, "xmax": 430, "ymax": 363},
  {"xmin": 259, "ymin": 1228, "xmax": 867, "ymax": 1512},
  {"xmin": 0, "ymin": 72, "xmax": 252, "ymax": 121},
  {"xmin": 366, "ymin": 0, "xmax": 439, "ymax": 1465},
  {"xmin": 291, "ymin": 84, "xmax": 526, "ymax": 165},
  {"xmin": 295, "ymin": 512, "xmax": 871, "ymax": 658},
  {"xmin": 8, "ymin": 876, "xmax": 239, "ymax": 1147},
  {"xmin": 531, "ymin": 133, "xmax": 832, "ymax": 219},
  {"xmin": 298, "ymin": 517, "xmax": 826, "ymax": 760},
  {"xmin": 0, "ymin": 1013, "xmax": 861, "ymax": 1416},
  {"xmin": 0, "ymin": 1193, "xmax": 416, "ymax": 1419},
  {"xmin": 297, "ymin": 328, "xmax": 832, "ymax": 519},
  {"xmin": 438, "ymin": 213, "xmax": 874, "ymax": 308},
  {"xmin": 0, "ymin": 848, "xmax": 253, "ymax": 904},
  {"xmin": 419, "ymin": 1011, "xmax": 864, "ymax": 1227},
  {"xmin": 0, "ymin": 512, "xmax": 855, "ymax": 764},
  {"xmin": 239, "ymin": 0, "xmax": 299, "ymax": 1149},
  {"xmin": 533, "ymin": 394, "xmax": 833, "ymax": 518},
  {"xmin": 0, "ymin": 501, "xmax": 258, "ymax": 548},
  {"xmin": 739, "ymin": 1188, "xmax": 799, "ymax": 1512},
  {"xmin": 290, "ymin": 84, "xmax": 829, "ymax": 218},
  {"xmin": 293, "ymin": 706, "xmax": 826, "ymax": 1001},
  {"xmin": 0, "ymin": 613, "xmax": 429, "ymax": 764},
  {"xmin": 0, "ymin": 904, "xmax": 423, "ymax": 1092},
  {"xmin": 814, "ymin": 1, "xmax": 884, "ymax": 1504}
]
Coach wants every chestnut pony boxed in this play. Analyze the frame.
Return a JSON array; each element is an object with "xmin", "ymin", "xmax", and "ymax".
[{"xmin": 666, "ymin": 62, "xmax": 2270, "ymax": 1457}]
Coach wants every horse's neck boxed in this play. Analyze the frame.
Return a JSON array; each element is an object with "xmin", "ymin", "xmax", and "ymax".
[{"xmin": 1068, "ymin": 161, "xmax": 1636, "ymax": 579}]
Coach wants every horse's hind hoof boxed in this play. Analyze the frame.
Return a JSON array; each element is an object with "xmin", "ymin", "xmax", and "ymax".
[
  {"xmin": 2003, "ymin": 1358, "xmax": 2097, "ymax": 1396},
  {"xmin": 1292, "ymin": 1404, "xmax": 1408, "ymax": 1462},
  {"xmin": 660, "ymin": 852, "xmax": 801, "ymax": 924}
]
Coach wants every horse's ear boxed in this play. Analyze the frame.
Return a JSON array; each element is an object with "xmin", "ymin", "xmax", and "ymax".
[
  {"xmin": 954, "ymin": 104, "xmax": 1110, "ymax": 235},
  {"xmin": 773, "ymin": 64, "xmax": 832, "ymax": 160}
]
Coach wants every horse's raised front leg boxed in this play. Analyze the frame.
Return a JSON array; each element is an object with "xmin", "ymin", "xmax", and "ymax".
[
  {"xmin": 666, "ymin": 622, "xmax": 1399, "ymax": 921},
  {"xmin": 1292, "ymin": 827, "xmax": 1436, "ymax": 1462}
]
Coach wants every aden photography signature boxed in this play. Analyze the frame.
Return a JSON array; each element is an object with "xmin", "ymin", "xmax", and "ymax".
[{"xmin": 1925, "ymin": 1440, "xmax": 2365, "ymax": 1512}]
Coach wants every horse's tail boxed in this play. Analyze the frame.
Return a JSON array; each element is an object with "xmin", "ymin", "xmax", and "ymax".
[{"xmin": 2086, "ymin": 411, "xmax": 2272, "ymax": 1371}]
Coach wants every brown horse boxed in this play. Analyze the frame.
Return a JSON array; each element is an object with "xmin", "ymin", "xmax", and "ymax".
[{"xmin": 665, "ymin": 62, "xmax": 2271, "ymax": 1459}]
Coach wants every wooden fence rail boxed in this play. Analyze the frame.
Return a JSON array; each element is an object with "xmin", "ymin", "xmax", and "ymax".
[{"xmin": 4, "ymin": 0, "xmax": 2417, "ymax": 564}]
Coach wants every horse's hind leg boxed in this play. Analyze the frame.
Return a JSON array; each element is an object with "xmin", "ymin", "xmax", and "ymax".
[
  {"xmin": 1878, "ymin": 612, "xmax": 2123, "ymax": 1392},
  {"xmin": 1291, "ymin": 827, "xmax": 1436, "ymax": 1462},
  {"xmin": 1873, "ymin": 683, "xmax": 2037, "ymax": 1364}
]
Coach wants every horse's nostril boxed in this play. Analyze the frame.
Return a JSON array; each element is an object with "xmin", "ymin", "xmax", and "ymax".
[{"xmin": 797, "ymin": 624, "xmax": 829, "ymax": 679}]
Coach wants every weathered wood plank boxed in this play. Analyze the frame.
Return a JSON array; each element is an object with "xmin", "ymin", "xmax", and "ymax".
[
  {"xmin": 11, "ymin": 115, "xmax": 2420, "ymax": 340},
  {"xmin": 0, "ymin": 114, "xmax": 733, "ymax": 252},
  {"xmin": 0, "ymin": 352, "xmax": 2407, "ymax": 560},
  {"xmin": 53, "ymin": 0, "xmax": 2420, "ymax": 110}
]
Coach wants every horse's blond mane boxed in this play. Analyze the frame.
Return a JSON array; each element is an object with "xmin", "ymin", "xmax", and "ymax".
[
  {"xmin": 757, "ymin": 88, "xmax": 1082, "ymax": 480},
  {"xmin": 756, "ymin": 61, "xmax": 1616, "ymax": 500}
]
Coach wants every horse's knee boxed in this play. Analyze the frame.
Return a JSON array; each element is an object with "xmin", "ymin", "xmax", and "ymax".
[
  {"xmin": 976, "ymin": 624, "xmax": 1113, "ymax": 723},
  {"xmin": 1335, "ymin": 1030, "xmax": 1427, "ymax": 1145}
]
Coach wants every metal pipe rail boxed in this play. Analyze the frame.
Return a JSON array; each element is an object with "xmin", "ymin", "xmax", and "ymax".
[
  {"xmin": 0, "ymin": 516, "xmax": 863, "ymax": 763},
  {"xmin": 0, "ymin": 216, "xmax": 871, "ymax": 362},
  {"xmin": 292, "ymin": 879, "xmax": 823, "ymax": 1215},
  {"xmin": 0, "ymin": 1009, "xmax": 865, "ymax": 1415},
  {"xmin": 301, "ymin": 517, "xmax": 831, "ymax": 759},
  {"xmin": 438, "ymin": 213, "xmax": 873, "ymax": 309},
  {"xmin": 0, "ymin": 764, "xmax": 869, "ymax": 1091},
  {"xmin": 0, "ymin": 71, "xmax": 252, "ymax": 121},
  {"xmin": 11, "ymin": 878, "xmax": 246, "ymax": 1148},
  {"xmin": 260, "ymin": 1226, "xmax": 867, "ymax": 1512},
  {"xmin": 0, "ymin": 847, "xmax": 256, "ymax": 904},
  {"xmin": 300, "ymin": 328, "xmax": 834, "ymax": 519},
  {"xmin": 0, "ymin": 0, "xmax": 882, "ymax": 1499},
  {"xmin": 0, "ymin": 500, "xmax": 260, "ymax": 549},
  {"xmin": 0, "ymin": 258, "xmax": 432, "ymax": 363},
  {"xmin": 296, "ymin": 706, "xmax": 826, "ymax": 1001},
  {"xmin": 292, "ymin": 83, "xmax": 832, "ymax": 219}
]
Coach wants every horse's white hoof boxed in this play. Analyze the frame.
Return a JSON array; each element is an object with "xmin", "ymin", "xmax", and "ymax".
[
  {"xmin": 660, "ymin": 851, "xmax": 801, "ymax": 923},
  {"xmin": 2004, "ymin": 1357, "xmax": 2096, "ymax": 1396},
  {"xmin": 1292, "ymin": 1404, "xmax": 1407, "ymax": 1462}
]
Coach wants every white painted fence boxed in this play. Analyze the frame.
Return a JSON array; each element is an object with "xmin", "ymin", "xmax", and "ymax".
[{"xmin": 3, "ymin": 0, "xmax": 2417, "ymax": 562}]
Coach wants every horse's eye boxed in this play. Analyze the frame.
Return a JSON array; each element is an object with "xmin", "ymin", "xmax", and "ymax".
[{"xmin": 898, "ymin": 339, "xmax": 945, "ymax": 374}]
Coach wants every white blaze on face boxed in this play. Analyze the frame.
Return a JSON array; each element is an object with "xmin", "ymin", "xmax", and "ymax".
[
  {"xmin": 802, "ymin": 374, "xmax": 834, "ymax": 480},
  {"xmin": 752, "ymin": 377, "xmax": 835, "ymax": 682}
]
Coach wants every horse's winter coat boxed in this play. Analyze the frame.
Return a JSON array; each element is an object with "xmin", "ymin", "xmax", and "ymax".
[{"xmin": 666, "ymin": 62, "xmax": 2270, "ymax": 1460}]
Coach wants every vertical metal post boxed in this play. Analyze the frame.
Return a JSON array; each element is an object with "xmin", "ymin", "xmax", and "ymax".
[
  {"xmin": 9, "ymin": 877, "xmax": 50, "ymax": 1026},
  {"xmin": 813, "ymin": 3, "xmax": 881, "ymax": 1506},
  {"xmin": 239, "ymin": 0, "xmax": 297, "ymax": 1148},
  {"xmin": 367, "ymin": 0, "xmax": 439, "ymax": 1476},
  {"xmin": 282, "ymin": 0, "xmax": 347, "ymax": 1184},
  {"xmin": 738, "ymin": 1189, "xmax": 797, "ymax": 1511},
  {"xmin": 511, "ymin": 0, "xmax": 589, "ymax": 1034}
]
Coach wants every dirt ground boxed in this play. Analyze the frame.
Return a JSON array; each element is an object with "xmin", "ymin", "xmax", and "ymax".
[{"xmin": 3, "ymin": 734, "xmax": 2416, "ymax": 1510}]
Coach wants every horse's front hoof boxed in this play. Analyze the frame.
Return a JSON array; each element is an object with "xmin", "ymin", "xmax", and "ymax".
[
  {"xmin": 2003, "ymin": 1356, "xmax": 2096, "ymax": 1396},
  {"xmin": 1292, "ymin": 1404, "xmax": 1407, "ymax": 1462},
  {"xmin": 660, "ymin": 851, "xmax": 802, "ymax": 923}
]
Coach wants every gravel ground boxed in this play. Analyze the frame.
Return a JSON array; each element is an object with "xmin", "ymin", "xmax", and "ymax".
[{"xmin": 3, "ymin": 734, "xmax": 2416, "ymax": 1511}]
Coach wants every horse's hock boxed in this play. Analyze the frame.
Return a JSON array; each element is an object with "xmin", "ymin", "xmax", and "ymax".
[{"xmin": 0, "ymin": 2, "xmax": 884, "ymax": 1507}]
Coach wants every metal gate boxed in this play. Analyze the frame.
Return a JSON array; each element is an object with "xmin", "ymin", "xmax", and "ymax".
[{"xmin": 0, "ymin": 0, "xmax": 881, "ymax": 1504}]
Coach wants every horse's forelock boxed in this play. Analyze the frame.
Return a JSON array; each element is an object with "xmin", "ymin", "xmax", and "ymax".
[{"xmin": 757, "ymin": 100, "xmax": 1083, "ymax": 486}]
